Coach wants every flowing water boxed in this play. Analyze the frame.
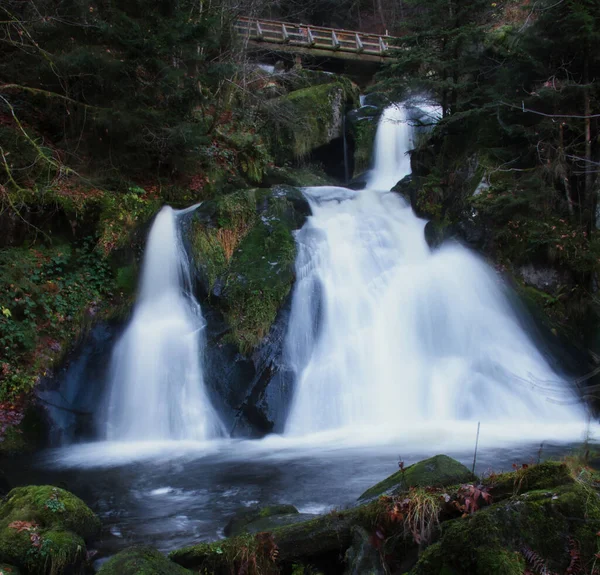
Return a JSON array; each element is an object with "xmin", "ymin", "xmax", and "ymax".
[
  {"xmin": 284, "ymin": 104, "xmax": 583, "ymax": 436},
  {"xmin": 105, "ymin": 205, "xmax": 224, "ymax": 441},
  {"xmin": 4, "ymin": 103, "xmax": 593, "ymax": 563}
]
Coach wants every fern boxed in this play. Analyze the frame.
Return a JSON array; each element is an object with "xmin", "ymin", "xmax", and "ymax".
[{"xmin": 521, "ymin": 546, "xmax": 559, "ymax": 575}]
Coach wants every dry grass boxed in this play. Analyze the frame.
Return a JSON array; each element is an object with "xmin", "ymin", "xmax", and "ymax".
[
  {"xmin": 216, "ymin": 221, "xmax": 251, "ymax": 262},
  {"xmin": 387, "ymin": 488, "xmax": 443, "ymax": 547}
]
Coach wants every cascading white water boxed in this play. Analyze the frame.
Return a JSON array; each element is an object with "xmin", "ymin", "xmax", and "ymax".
[
  {"xmin": 284, "ymin": 104, "xmax": 583, "ymax": 436},
  {"xmin": 106, "ymin": 206, "xmax": 224, "ymax": 441},
  {"xmin": 368, "ymin": 104, "xmax": 413, "ymax": 190}
]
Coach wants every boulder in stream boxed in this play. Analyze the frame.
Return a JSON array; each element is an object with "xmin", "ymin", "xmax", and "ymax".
[
  {"xmin": 97, "ymin": 546, "xmax": 191, "ymax": 575},
  {"xmin": 224, "ymin": 504, "xmax": 301, "ymax": 536},
  {"xmin": 0, "ymin": 485, "xmax": 100, "ymax": 574},
  {"xmin": 358, "ymin": 454, "xmax": 476, "ymax": 501}
]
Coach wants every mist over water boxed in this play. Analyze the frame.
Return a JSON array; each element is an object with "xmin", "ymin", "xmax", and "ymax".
[
  {"xmin": 284, "ymin": 104, "xmax": 584, "ymax": 436},
  {"xmin": 106, "ymin": 205, "xmax": 224, "ymax": 441}
]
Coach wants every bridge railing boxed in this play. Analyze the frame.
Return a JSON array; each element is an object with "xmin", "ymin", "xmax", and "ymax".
[{"xmin": 235, "ymin": 17, "xmax": 396, "ymax": 57}]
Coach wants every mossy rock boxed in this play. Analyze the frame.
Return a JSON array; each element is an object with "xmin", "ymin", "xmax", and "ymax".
[
  {"xmin": 261, "ymin": 166, "xmax": 334, "ymax": 188},
  {"xmin": 0, "ymin": 526, "xmax": 85, "ymax": 575},
  {"xmin": 187, "ymin": 186, "xmax": 309, "ymax": 353},
  {"xmin": 410, "ymin": 482, "xmax": 600, "ymax": 575},
  {"xmin": 97, "ymin": 546, "xmax": 191, "ymax": 575},
  {"xmin": 358, "ymin": 455, "xmax": 476, "ymax": 501},
  {"xmin": 264, "ymin": 79, "xmax": 359, "ymax": 164},
  {"xmin": 349, "ymin": 117, "xmax": 377, "ymax": 176},
  {"xmin": 0, "ymin": 486, "xmax": 100, "ymax": 540},
  {"xmin": 482, "ymin": 461, "xmax": 574, "ymax": 501},
  {"xmin": 0, "ymin": 486, "xmax": 99, "ymax": 574},
  {"xmin": 170, "ymin": 504, "xmax": 376, "ymax": 572},
  {"xmin": 224, "ymin": 504, "xmax": 299, "ymax": 536}
]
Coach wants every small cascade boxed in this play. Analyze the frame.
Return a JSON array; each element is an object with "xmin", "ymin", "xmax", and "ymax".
[
  {"xmin": 368, "ymin": 104, "xmax": 413, "ymax": 190},
  {"xmin": 106, "ymin": 206, "xmax": 224, "ymax": 441},
  {"xmin": 284, "ymin": 104, "xmax": 582, "ymax": 436}
]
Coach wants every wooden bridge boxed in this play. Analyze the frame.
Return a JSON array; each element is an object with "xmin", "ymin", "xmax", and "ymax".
[{"xmin": 235, "ymin": 17, "xmax": 398, "ymax": 64}]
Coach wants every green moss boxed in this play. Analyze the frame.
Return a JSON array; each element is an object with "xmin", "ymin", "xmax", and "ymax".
[
  {"xmin": 115, "ymin": 264, "xmax": 138, "ymax": 296},
  {"xmin": 170, "ymin": 498, "xmax": 394, "ymax": 573},
  {"xmin": 411, "ymin": 482, "xmax": 600, "ymax": 575},
  {"xmin": 169, "ymin": 534, "xmax": 276, "ymax": 575},
  {"xmin": 261, "ymin": 166, "xmax": 334, "ymax": 187},
  {"xmin": 35, "ymin": 530, "xmax": 85, "ymax": 575},
  {"xmin": 351, "ymin": 118, "xmax": 377, "ymax": 175},
  {"xmin": 0, "ymin": 526, "xmax": 85, "ymax": 575},
  {"xmin": 264, "ymin": 80, "xmax": 358, "ymax": 164},
  {"xmin": 188, "ymin": 186, "xmax": 307, "ymax": 354},
  {"xmin": 0, "ymin": 526, "xmax": 33, "ymax": 570},
  {"xmin": 0, "ymin": 226, "xmax": 134, "ymax": 410},
  {"xmin": 97, "ymin": 546, "xmax": 191, "ymax": 575},
  {"xmin": 359, "ymin": 455, "xmax": 476, "ymax": 501},
  {"xmin": 482, "ymin": 461, "xmax": 574, "ymax": 500},
  {"xmin": 224, "ymin": 213, "xmax": 296, "ymax": 352},
  {"xmin": 0, "ymin": 486, "xmax": 100, "ymax": 540},
  {"xmin": 224, "ymin": 504, "xmax": 299, "ymax": 537}
]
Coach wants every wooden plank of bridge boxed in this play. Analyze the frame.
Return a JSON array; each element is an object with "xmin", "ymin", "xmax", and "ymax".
[{"xmin": 234, "ymin": 17, "xmax": 398, "ymax": 60}]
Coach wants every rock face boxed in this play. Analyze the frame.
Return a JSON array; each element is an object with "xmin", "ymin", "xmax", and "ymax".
[
  {"xmin": 518, "ymin": 263, "xmax": 571, "ymax": 296},
  {"xmin": 35, "ymin": 322, "xmax": 120, "ymax": 444},
  {"xmin": 182, "ymin": 186, "xmax": 311, "ymax": 436},
  {"xmin": 0, "ymin": 485, "xmax": 100, "ymax": 575},
  {"xmin": 265, "ymin": 79, "xmax": 359, "ymax": 165},
  {"xmin": 358, "ymin": 454, "xmax": 476, "ymax": 501},
  {"xmin": 97, "ymin": 546, "xmax": 191, "ymax": 575},
  {"xmin": 347, "ymin": 105, "xmax": 380, "ymax": 177}
]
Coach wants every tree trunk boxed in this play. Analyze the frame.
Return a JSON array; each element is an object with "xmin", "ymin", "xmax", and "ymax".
[
  {"xmin": 374, "ymin": 0, "xmax": 386, "ymax": 32},
  {"xmin": 559, "ymin": 122, "xmax": 574, "ymax": 215},
  {"xmin": 583, "ymin": 48, "xmax": 596, "ymax": 228}
]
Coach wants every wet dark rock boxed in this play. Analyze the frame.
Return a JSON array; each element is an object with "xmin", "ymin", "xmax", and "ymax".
[
  {"xmin": 424, "ymin": 220, "xmax": 452, "ymax": 249},
  {"xmin": 344, "ymin": 526, "xmax": 385, "ymax": 575},
  {"xmin": 518, "ymin": 264, "xmax": 572, "ymax": 296},
  {"xmin": 0, "ymin": 471, "xmax": 11, "ymax": 497},
  {"xmin": 346, "ymin": 171, "xmax": 370, "ymax": 190},
  {"xmin": 182, "ymin": 186, "xmax": 310, "ymax": 437},
  {"xmin": 36, "ymin": 322, "xmax": 121, "ymax": 444}
]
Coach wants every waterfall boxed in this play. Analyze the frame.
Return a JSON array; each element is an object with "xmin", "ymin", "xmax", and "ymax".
[
  {"xmin": 368, "ymin": 104, "xmax": 413, "ymax": 190},
  {"xmin": 284, "ymin": 104, "xmax": 582, "ymax": 436},
  {"xmin": 106, "ymin": 206, "xmax": 224, "ymax": 441}
]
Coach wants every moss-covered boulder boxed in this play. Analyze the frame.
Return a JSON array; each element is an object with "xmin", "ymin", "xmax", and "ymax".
[
  {"xmin": 170, "ymin": 505, "xmax": 375, "ymax": 573},
  {"xmin": 482, "ymin": 461, "xmax": 574, "ymax": 500},
  {"xmin": 186, "ymin": 186, "xmax": 308, "ymax": 353},
  {"xmin": 97, "ymin": 546, "xmax": 191, "ymax": 575},
  {"xmin": 0, "ymin": 486, "xmax": 100, "ymax": 574},
  {"xmin": 224, "ymin": 504, "xmax": 300, "ymax": 536},
  {"xmin": 409, "ymin": 482, "xmax": 600, "ymax": 575},
  {"xmin": 347, "ymin": 103, "xmax": 380, "ymax": 177},
  {"xmin": 182, "ymin": 186, "xmax": 310, "ymax": 436},
  {"xmin": 264, "ymin": 78, "xmax": 359, "ymax": 164},
  {"xmin": 358, "ymin": 455, "xmax": 476, "ymax": 501}
]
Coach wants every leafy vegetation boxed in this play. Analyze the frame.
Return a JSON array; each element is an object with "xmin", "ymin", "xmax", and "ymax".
[{"xmin": 375, "ymin": 0, "xmax": 600, "ymax": 363}]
